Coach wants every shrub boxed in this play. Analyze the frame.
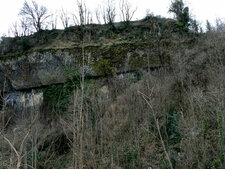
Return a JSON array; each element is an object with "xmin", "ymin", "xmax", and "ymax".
[
  {"xmin": 169, "ymin": 0, "xmax": 191, "ymax": 30},
  {"xmin": 17, "ymin": 38, "xmax": 30, "ymax": 51}
]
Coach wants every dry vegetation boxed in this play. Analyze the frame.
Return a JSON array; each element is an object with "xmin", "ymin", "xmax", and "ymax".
[
  {"xmin": 0, "ymin": 24, "xmax": 225, "ymax": 169},
  {"xmin": 0, "ymin": 0, "xmax": 225, "ymax": 166}
]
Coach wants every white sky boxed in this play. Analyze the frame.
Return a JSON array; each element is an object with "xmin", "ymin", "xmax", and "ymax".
[{"xmin": 0, "ymin": 0, "xmax": 225, "ymax": 36}]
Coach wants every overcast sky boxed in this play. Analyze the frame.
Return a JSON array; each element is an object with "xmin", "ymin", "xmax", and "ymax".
[{"xmin": 0, "ymin": 0, "xmax": 225, "ymax": 36}]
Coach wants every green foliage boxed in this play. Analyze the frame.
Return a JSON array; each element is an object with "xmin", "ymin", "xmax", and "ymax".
[
  {"xmin": 42, "ymin": 82, "xmax": 75, "ymax": 113},
  {"xmin": 210, "ymin": 155, "xmax": 225, "ymax": 169},
  {"xmin": 206, "ymin": 20, "xmax": 212, "ymax": 32},
  {"xmin": 217, "ymin": 106, "xmax": 225, "ymax": 167},
  {"xmin": 54, "ymin": 154, "xmax": 71, "ymax": 168},
  {"xmin": 104, "ymin": 28, "xmax": 118, "ymax": 39},
  {"xmin": 120, "ymin": 148, "xmax": 139, "ymax": 169},
  {"xmin": 42, "ymin": 67, "xmax": 95, "ymax": 115},
  {"xmin": 17, "ymin": 38, "xmax": 30, "ymax": 51},
  {"xmin": 92, "ymin": 59, "xmax": 115, "ymax": 76},
  {"xmin": 211, "ymin": 158, "xmax": 221, "ymax": 169},
  {"xmin": 26, "ymin": 151, "xmax": 46, "ymax": 169},
  {"xmin": 167, "ymin": 110, "xmax": 181, "ymax": 146},
  {"xmin": 135, "ymin": 71, "xmax": 143, "ymax": 81},
  {"xmin": 129, "ymin": 71, "xmax": 143, "ymax": 83},
  {"xmin": 91, "ymin": 111, "xmax": 96, "ymax": 129},
  {"xmin": 169, "ymin": 0, "xmax": 191, "ymax": 30},
  {"xmin": 42, "ymin": 68, "xmax": 80, "ymax": 114},
  {"xmin": 166, "ymin": 108, "xmax": 181, "ymax": 168}
]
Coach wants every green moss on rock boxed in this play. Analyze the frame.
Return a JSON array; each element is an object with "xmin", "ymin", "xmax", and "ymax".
[{"xmin": 92, "ymin": 59, "xmax": 115, "ymax": 76}]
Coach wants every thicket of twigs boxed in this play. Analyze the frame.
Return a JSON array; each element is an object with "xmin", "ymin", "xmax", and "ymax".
[{"xmin": 0, "ymin": 21, "xmax": 225, "ymax": 169}]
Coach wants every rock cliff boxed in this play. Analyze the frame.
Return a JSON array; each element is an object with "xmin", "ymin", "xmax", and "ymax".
[{"xmin": 0, "ymin": 17, "xmax": 190, "ymax": 117}]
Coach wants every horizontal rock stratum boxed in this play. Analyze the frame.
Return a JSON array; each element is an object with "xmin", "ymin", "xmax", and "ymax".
[
  {"xmin": 0, "ymin": 17, "xmax": 189, "ymax": 91},
  {"xmin": 0, "ymin": 41, "xmax": 177, "ymax": 90},
  {"xmin": 0, "ymin": 18, "xmax": 195, "ymax": 120}
]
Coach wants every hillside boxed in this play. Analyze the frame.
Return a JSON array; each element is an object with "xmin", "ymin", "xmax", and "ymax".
[{"xmin": 0, "ymin": 16, "xmax": 225, "ymax": 169}]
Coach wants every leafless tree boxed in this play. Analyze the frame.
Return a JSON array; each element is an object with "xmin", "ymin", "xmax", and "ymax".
[
  {"xmin": 95, "ymin": 7, "xmax": 101, "ymax": 24},
  {"xmin": 49, "ymin": 12, "xmax": 58, "ymax": 30},
  {"xmin": 119, "ymin": 0, "xmax": 137, "ymax": 23},
  {"xmin": 60, "ymin": 9, "xmax": 70, "ymax": 28},
  {"xmin": 72, "ymin": 0, "xmax": 92, "ymax": 26},
  {"xmin": 0, "ymin": 114, "xmax": 38, "ymax": 169},
  {"xmin": 10, "ymin": 22, "xmax": 20, "ymax": 37},
  {"xmin": 0, "ymin": 76, "xmax": 8, "ymax": 168},
  {"xmin": 10, "ymin": 19, "xmax": 32, "ymax": 37},
  {"xmin": 19, "ymin": 0, "xmax": 50, "ymax": 32},
  {"xmin": 20, "ymin": 18, "xmax": 32, "ymax": 36},
  {"xmin": 102, "ymin": 0, "xmax": 116, "ymax": 25},
  {"xmin": 139, "ymin": 89, "xmax": 174, "ymax": 169}
]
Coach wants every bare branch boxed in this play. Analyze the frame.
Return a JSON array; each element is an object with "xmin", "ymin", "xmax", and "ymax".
[
  {"xmin": 19, "ymin": 0, "xmax": 50, "ymax": 32},
  {"xmin": 0, "ymin": 132, "xmax": 20, "ymax": 158},
  {"xmin": 10, "ymin": 22, "xmax": 20, "ymax": 37},
  {"xmin": 72, "ymin": 0, "xmax": 91, "ymax": 26},
  {"xmin": 119, "ymin": 0, "xmax": 137, "ymax": 23},
  {"xmin": 49, "ymin": 12, "xmax": 58, "ymax": 30},
  {"xmin": 102, "ymin": 0, "xmax": 116, "ymax": 25},
  {"xmin": 0, "ymin": 114, "xmax": 38, "ymax": 169},
  {"xmin": 60, "ymin": 8, "xmax": 70, "ymax": 28},
  {"xmin": 95, "ymin": 8, "xmax": 101, "ymax": 24},
  {"xmin": 139, "ymin": 90, "xmax": 174, "ymax": 169}
]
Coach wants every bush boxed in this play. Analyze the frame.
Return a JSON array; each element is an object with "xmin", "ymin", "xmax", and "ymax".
[
  {"xmin": 17, "ymin": 38, "xmax": 30, "ymax": 51},
  {"xmin": 169, "ymin": 0, "xmax": 191, "ymax": 30}
]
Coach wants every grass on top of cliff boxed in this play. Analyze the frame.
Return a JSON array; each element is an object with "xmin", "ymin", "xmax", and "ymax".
[{"xmin": 0, "ymin": 15, "xmax": 189, "ymax": 59}]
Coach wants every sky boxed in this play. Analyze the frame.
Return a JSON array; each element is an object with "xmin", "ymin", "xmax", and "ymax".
[{"xmin": 0, "ymin": 0, "xmax": 225, "ymax": 36}]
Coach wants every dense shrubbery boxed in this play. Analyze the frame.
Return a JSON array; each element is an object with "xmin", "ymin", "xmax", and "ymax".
[
  {"xmin": 17, "ymin": 38, "xmax": 30, "ymax": 51},
  {"xmin": 1, "ymin": 26, "xmax": 225, "ymax": 168},
  {"xmin": 1, "ymin": 6, "xmax": 225, "ymax": 168}
]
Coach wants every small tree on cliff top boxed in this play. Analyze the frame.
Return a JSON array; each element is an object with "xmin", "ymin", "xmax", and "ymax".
[
  {"xmin": 169, "ymin": 0, "xmax": 191, "ymax": 30},
  {"xmin": 19, "ymin": 0, "xmax": 50, "ymax": 32}
]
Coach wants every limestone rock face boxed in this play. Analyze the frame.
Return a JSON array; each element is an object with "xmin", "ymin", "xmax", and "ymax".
[
  {"xmin": 0, "ymin": 51, "xmax": 75, "ymax": 90},
  {"xmin": 0, "ymin": 42, "xmax": 165, "ymax": 91},
  {"xmin": 0, "ymin": 20, "xmax": 187, "ymax": 119},
  {"xmin": 5, "ymin": 90, "xmax": 43, "ymax": 118},
  {"xmin": 0, "ymin": 42, "xmax": 163, "ymax": 117}
]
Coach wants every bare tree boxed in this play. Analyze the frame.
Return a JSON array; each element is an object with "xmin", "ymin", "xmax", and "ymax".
[
  {"xmin": 72, "ymin": 0, "xmax": 92, "ymax": 26},
  {"xmin": 119, "ymin": 0, "xmax": 137, "ymax": 23},
  {"xmin": 10, "ymin": 19, "xmax": 32, "ymax": 37},
  {"xmin": 49, "ymin": 12, "xmax": 58, "ymax": 30},
  {"xmin": 20, "ymin": 18, "xmax": 32, "ymax": 36},
  {"xmin": 0, "ymin": 76, "xmax": 8, "ymax": 168},
  {"xmin": 139, "ymin": 88, "xmax": 174, "ymax": 169},
  {"xmin": 95, "ymin": 7, "xmax": 101, "ymax": 24},
  {"xmin": 102, "ymin": 0, "xmax": 116, "ymax": 25},
  {"xmin": 60, "ymin": 9, "xmax": 70, "ymax": 28},
  {"xmin": 10, "ymin": 22, "xmax": 20, "ymax": 37},
  {"xmin": 0, "ymin": 114, "xmax": 37, "ymax": 169},
  {"xmin": 77, "ymin": 0, "xmax": 85, "ymax": 25},
  {"xmin": 206, "ymin": 20, "xmax": 212, "ymax": 32},
  {"xmin": 19, "ymin": 0, "xmax": 50, "ymax": 32}
]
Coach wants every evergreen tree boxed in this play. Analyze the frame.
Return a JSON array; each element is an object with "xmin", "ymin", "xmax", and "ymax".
[
  {"xmin": 206, "ymin": 20, "xmax": 212, "ymax": 32},
  {"xmin": 169, "ymin": 0, "xmax": 190, "ymax": 29}
]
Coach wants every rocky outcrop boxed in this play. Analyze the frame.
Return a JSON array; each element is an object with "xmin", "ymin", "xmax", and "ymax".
[
  {"xmin": 0, "ymin": 18, "xmax": 190, "ymax": 119},
  {"xmin": 0, "ymin": 40, "xmax": 173, "ymax": 118},
  {"xmin": 0, "ymin": 51, "xmax": 72, "ymax": 90},
  {"xmin": 5, "ymin": 90, "xmax": 43, "ymax": 118},
  {"xmin": 0, "ymin": 41, "xmax": 172, "ymax": 91}
]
